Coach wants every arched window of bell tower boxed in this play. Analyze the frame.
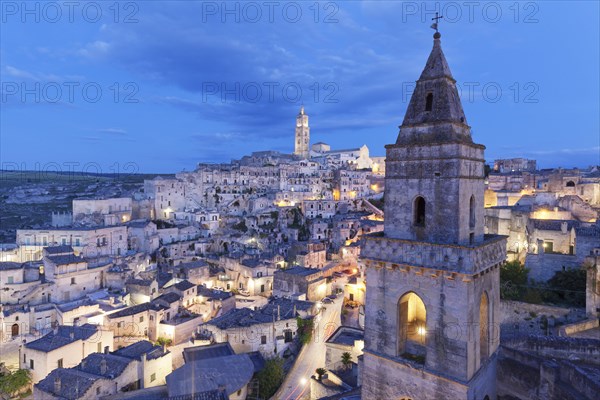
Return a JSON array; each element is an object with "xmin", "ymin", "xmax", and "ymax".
[
  {"xmin": 414, "ymin": 197, "xmax": 426, "ymax": 227},
  {"xmin": 469, "ymin": 195, "xmax": 476, "ymax": 229},
  {"xmin": 425, "ymin": 93, "xmax": 433, "ymax": 111},
  {"xmin": 398, "ymin": 292, "xmax": 427, "ymax": 356},
  {"xmin": 479, "ymin": 291, "xmax": 490, "ymax": 365}
]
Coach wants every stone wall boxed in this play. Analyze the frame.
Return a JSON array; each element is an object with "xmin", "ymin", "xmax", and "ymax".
[
  {"xmin": 525, "ymin": 252, "xmax": 580, "ymax": 282},
  {"xmin": 498, "ymin": 338, "xmax": 600, "ymax": 400}
]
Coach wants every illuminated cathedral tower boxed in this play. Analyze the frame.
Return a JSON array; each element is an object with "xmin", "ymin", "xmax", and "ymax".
[
  {"xmin": 360, "ymin": 31, "xmax": 507, "ymax": 400},
  {"xmin": 294, "ymin": 106, "xmax": 310, "ymax": 159}
]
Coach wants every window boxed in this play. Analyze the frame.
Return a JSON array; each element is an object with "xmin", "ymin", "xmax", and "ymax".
[
  {"xmin": 565, "ymin": 181, "xmax": 575, "ymax": 187},
  {"xmin": 71, "ymin": 278, "xmax": 76, "ymax": 285},
  {"xmin": 413, "ymin": 197, "xmax": 426, "ymax": 227},
  {"xmin": 7, "ymin": 276, "xmax": 13, "ymax": 284},
  {"xmin": 97, "ymin": 342, "xmax": 102, "ymax": 353},
  {"xmin": 139, "ymin": 316, "xmax": 144, "ymax": 323},
  {"xmin": 57, "ymin": 358, "xmax": 63, "ymax": 368},
  {"xmin": 150, "ymin": 373, "xmax": 156, "ymax": 382},
  {"xmin": 23, "ymin": 354, "xmax": 26, "ymax": 363},
  {"xmin": 150, "ymin": 315, "xmax": 154, "ymax": 321},
  {"xmin": 30, "ymin": 359, "xmax": 34, "ymax": 369},
  {"xmin": 96, "ymin": 387, "xmax": 101, "ymax": 395},
  {"xmin": 61, "ymin": 238, "xmax": 67, "ymax": 245},
  {"xmin": 261, "ymin": 335, "xmax": 267, "ymax": 345},
  {"xmin": 425, "ymin": 93, "xmax": 433, "ymax": 111},
  {"xmin": 469, "ymin": 195, "xmax": 476, "ymax": 228},
  {"xmin": 75, "ymin": 238, "xmax": 80, "ymax": 246}
]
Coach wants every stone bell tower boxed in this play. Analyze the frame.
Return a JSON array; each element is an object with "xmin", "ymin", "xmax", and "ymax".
[
  {"xmin": 360, "ymin": 31, "xmax": 507, "ymax": 400},
  {"xmin": 294, "ymin": 106, "xmax": 310, "ymax": 159}
]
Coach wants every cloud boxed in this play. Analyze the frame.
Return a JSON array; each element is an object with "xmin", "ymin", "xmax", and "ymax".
[{"xmin": 96, "ymin": 128, "xmax": 128, "ymax": 136}]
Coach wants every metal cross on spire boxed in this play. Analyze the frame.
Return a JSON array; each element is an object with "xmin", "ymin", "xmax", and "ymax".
[{"xmin": 431, "ymin": 12, "xmax": 443, "ymax": 33}]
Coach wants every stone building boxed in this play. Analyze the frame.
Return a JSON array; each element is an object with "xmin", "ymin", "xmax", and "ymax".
[
  {"xmin": 294, "ymin": 106, "xmax": 310, "ymax": 159},
  {"xmin": 360, "ymin": 32, "xmax": 506, "ymax": 399}
]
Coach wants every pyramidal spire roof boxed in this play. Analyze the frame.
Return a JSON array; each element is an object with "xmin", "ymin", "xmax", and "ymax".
[
  {"xmin": 419, "ymin": 33, "xmax": 454, "ymax": 81},
  {"xmin": 396, "ymin": 33, "xmax": 472, "ymax": 145}
]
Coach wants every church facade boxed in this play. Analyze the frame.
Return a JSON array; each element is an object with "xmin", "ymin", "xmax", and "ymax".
[{"xmin": 360, "ymin": 32, "xmax": 507, "ymax": 400}]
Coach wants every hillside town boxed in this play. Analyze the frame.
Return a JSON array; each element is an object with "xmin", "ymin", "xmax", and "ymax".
[{"xmin": 1, "ymin": 32, "xmax": 599, "ymax": 400}]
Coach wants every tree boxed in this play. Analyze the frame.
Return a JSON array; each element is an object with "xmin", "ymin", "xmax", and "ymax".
[
  {"xmin": 256, "ymin": 357, "xmax": 284, "ymax": 399},
  {"xmin": 156, "ymin": 337, "xmax": 172, "ymax": 347},
  {"xmin": 500, "ymin": 261, "xmax": 529, "ymax": 300},
  {"xmin": 341, "ymin": 352, "xmax": 352, "ymax": 370},
  {"xmin": 296, "ymin": 317, "xmax": 314, "ymax": 345},
  {"xmin": 0, "ymin": 369, "xmax": 31, "ymax": 398},
  {"xmin": 315, "ymin": 368, "xmax": 326, "ymax": 381},
  {"xmin": 543, "ymin": 267, "xmax": 586, "ymax": 307}
]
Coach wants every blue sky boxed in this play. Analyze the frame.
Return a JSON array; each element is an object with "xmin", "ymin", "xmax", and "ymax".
[{"xmin": 1, "ymin": 1, "xmax": 599, "ymax": 173}]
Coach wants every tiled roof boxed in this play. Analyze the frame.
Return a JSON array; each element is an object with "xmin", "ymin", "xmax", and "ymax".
[
  {"xmin": 26, "ymin": 324, "xmax": 99, "ymax": 352},
  {"xmin": 531, "ymin": 219, "xmax": 578, "ymax": 231},
  {"xmin": 113, "ymin": 340, "xmax": 168, "ymax": 361},
  {"xmin": 197, "ymin": 286, "xmax": 233, "ymax": 300},
  {"xmin": 173, "ymin": 280, "xmax": 195, "ymax": 291},
  {"xmin": 276, "ymin": 266, "xmax": 321, "ymax": 277},
  {"xmin": 153, "ymin": 292, "xmax": 181, "ymax": 305},
  {"xmin": 107, "ymin": 303, "xmax": 162, "ymax": 319},
  {"xmin": 36, "ymin": 368, "xmax": 101, "ymax": 399},
  {"xmin": 0, "ymin": 262, "xmax": 22, "ymax": 271},
  {"xmin": 78, "ymin": 353, "xmax": 132, "ymax": 378},
  {"xmin": 166, "ymin": 354, "xmax": 254, "ymax": 397},
  {"xmin": 44, "ymin": 245, "xmax": 74, "ymax": 254},
  {"xmin": 46, "ymin": 254, "xmax": 85, "ymax": 265},
  {"xmin": 204, "ymin": 298, "xmax": 312, "ymax": 329},
  {"xmin": 126, "ymin": 278, "xmax": 154, "ymax": 287},
  {"xmin": 168, "ymin": 391, "xmax": 228, "ymax": 400},
  {"xmin": 177, "ymin": 260, "xmax": 208, "ymax": 269},
  {"xmin": 183, "ymin": 343, "xmax": 234, "ymax": 363}
]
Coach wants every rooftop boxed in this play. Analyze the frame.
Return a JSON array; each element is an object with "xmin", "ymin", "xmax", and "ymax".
[
  {"xmin": 113, "ymin": 340, "xmax": 169, "ymax": 361},
  {"xmin": 277, "ymin": 266, "xmax": 322, "ymax": 277},
  {"xmin": 326, "ymin": 326, "xmax": 364, "ymax": 346},
  {"xmin": 44, "ymin": 245, "xmax": 74, "ymax": 255},
  {"xmin": 46, "ymin": 254, "xmax": 86, "ymax": 266},
  {"xmin": 26, "ymin": 324, "xmax": 100, "ymax": 352},
  {"xmin": 36, "ymin": 368, "xmax": 101, "ymax": 399},
  {"xmin": 77, "ymin": 352, "xmax": 132, "ymax": 378},
  {"xmin": 204, "ymin": 298, "xmax": 312, "ymax": 329}
]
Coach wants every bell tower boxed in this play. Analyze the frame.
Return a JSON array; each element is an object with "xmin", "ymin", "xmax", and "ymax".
[
  {"xmin": 294, "ymin": 106, "xmax": 310, "ymax": 159},
  {"xmin": 360, "ymin": 31, "xmax": 507, "ymax": 400}
]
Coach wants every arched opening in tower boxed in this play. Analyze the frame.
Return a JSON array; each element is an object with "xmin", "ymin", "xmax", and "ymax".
[
  {"xmin": 398, "ymin": 292, "xmax": 427, "ymax": 355},
  {"xmin": 425, "ymin": 93, "xmax": 433, "ymax": 111},
  {"xmin": 469, "ymin": 195, "xmax": 476, "ymax": 229},
  {"xmin": 479, "ymin": 292, "xmax": 490, "ymax": 365},
  {"xmin": 413, "ymin": 197, "xmax": 426, "ymax": 227}
]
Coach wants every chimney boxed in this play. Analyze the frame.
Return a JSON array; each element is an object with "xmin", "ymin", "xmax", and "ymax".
[
  {"xmin": 104, "ymin": 346, "xmax": 109, "ymax": 354},
  {"xmin": 561, "ymin": 221, "xmax": 568, "ymax": 234},
  {"xmin": 69, "ymin": 331, "xmax": 74, "ymax": 340},
  {"xmin": 100, "ymin": 359, "xmax": 107, "ymax": 374},
  {"xmin": 54, "ymin": 377, "xmax": 61, "ymax": 393}
]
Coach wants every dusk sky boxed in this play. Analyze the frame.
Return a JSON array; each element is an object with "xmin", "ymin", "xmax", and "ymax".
[{"xmin": 1, "ymin": 1, "xmax": 599, "ymax": 173}]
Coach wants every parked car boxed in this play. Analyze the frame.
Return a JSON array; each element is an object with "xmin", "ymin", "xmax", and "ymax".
[{"xmin": 321, "ymin": 297, "xmax": 333, "ymax": 304}]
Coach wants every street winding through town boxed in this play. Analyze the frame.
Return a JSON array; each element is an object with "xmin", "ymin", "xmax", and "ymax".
[{"xmin": 273, "ymin": 295, "xmax": 343, "ymax": 400}]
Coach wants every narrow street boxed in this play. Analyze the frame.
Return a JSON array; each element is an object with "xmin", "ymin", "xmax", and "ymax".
[{"xmin": 273, "ymin": 295, "xmax": 343, "ymax": 400}]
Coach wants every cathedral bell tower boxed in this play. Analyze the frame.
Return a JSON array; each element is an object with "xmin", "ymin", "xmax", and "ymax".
[
  {"xmin": 360, "ymin": 31, "xmax": 507, "ymax": 400},
  {"xmin": 294, "ymin": 106, "xmax": 310, "ymax": 159}
]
